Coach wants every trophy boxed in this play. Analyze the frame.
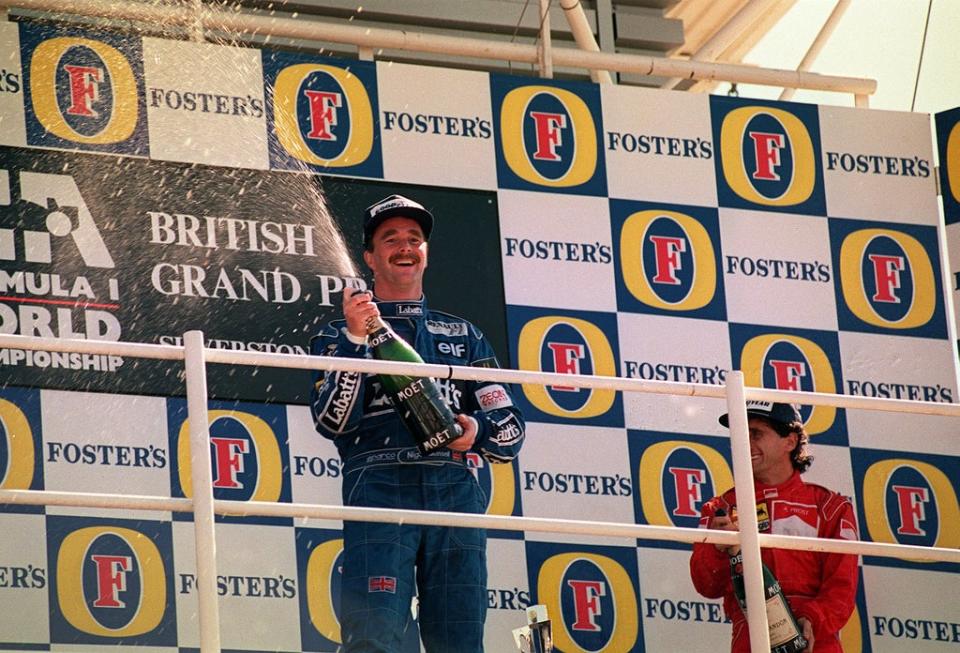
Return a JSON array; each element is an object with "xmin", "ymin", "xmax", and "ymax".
[{"xmin": 512, "ymin": 604, "xmax": 553, "ymax": 653}]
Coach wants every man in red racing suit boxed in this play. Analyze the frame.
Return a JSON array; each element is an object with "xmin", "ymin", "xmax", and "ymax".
[{"xmin": 689, "ymin": 401, "xmax": 859, "ymax": 652}]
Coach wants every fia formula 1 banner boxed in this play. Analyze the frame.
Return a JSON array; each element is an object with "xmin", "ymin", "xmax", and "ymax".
[
  {"xmin": 0, "ymin": 145, "xmax": 507, "ymax": 403},
  {"xmin": 1, "ymin": 17, "xmax": 959, "ymax": 653},
  {"xmin": 0, "ymin": 143, "xmax": 354, "ymax": 402}
]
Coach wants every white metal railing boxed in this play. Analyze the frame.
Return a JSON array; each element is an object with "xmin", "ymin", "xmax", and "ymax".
[
  {"xmin": 0, "ymin": 0, "xmax": 878, "ymax": 104},
  {"xmin": 1, "ymin": 331, "xmax": 959, "ymax": 653}
]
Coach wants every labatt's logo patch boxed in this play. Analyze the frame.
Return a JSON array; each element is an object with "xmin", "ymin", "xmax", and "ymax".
[
  {"xmin": 838, "ymin": 228, "xmax": 936, "ymax": 330},
  {"xmin": 740, "ymin": 333, "xmax": 837, "ymax": 436},
  {"xmin": 273, "ymin": 63, "xmax": 374, "ymax": 167},
  {"xmin": 620, "ymin": 209, "xmax": 717, "ymax": 311},
  {"xmin": 500, "ymin": 85, "xmax": 597, "ymax": 187},
  {"xmin": 862, "ymin": 458, "xmax": 960, "ymax": 550},
  {"xmin": 517, "ymin": 316, "xmax": 616, "ymax": 419},
  {"xmin": 718, "ymin": 105, "xmax": 818, "ymax": 207},
  {"xmin": 55, "ymin": 526, "xmax": 167, "ymax": 638},
  {"xmin": 538, "ymin": 553, "xmax": 638, "ymax": 652},
  {"xmin": 30, "ymin": 37, "xmax": 138, "ymax": 144},
  {"xmin": 177, "ymin": 410, "xmax": 283, "ymax": 503}
]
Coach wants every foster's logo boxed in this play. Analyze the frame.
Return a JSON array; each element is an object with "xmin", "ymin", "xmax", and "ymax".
[
  {"xmin": 273, "ymin": 63, "xmax": 374, "ymax": 167},
  {"xmin": 936, "ymin": 109, "xmax": 960, "ymax": 223},
  {"xmin": 495, "ymin": 78, "xmax": 604, "ymax": 193},
  {"xmin": 947, "ymin": 120, "xmax": 960, "ymax": 206},
  {"xmin": 637, "ymin": 440, "xmax": 732, "ymax": 529},
  {"xmin": 618, "ymin": 206, "xmax": 719, "ymax": 313},
  {"xmin": 466, "ymin": 452, "xmax": 518, "ymax": 517},
  {"xmin": 836, "ymin": 227, "xmax": 938, "ymax": 332},
  {"xmin": 174, "ymin": 407, "xmax": 287, "ymax": 506},
  {"xmin": 304, "ymin": 537, "xmax": 344, "ymax": 645},
  {"xmin": 51, "ymin": 522, "xmax": 173, "ymax": 643},
  {"xmin": 517, "ymin": 315, "xmax": 617, "ymax": 420},
  {"xmin": 713, "ymin": 99, "xmax": 823, "ymax": 214},
  {"xmin": 737, "ymin": 331, "xmax": 840, "ymax": 437},
  {"xmin": 0, "ymin": 393, "xmax": 39, "ymax": 491},
  {"xmin": 28, "ymin": 35, "xmax": 139, "ymax": 146},
  {"xmin": 862, "ymin": 457, "xmax": 959, "ymax": 551},
  {"xmin": 537, "ymin": 552, "xmax": 638, "ymax": 653}
]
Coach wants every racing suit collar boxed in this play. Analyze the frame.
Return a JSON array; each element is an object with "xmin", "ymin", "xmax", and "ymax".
[
  {"xmin": 754, "ymin": 469, "xmax": 803, "ymax": 499},
  {"xmin": 373, "ymin": 294, "xmax": 427, "ymax": 319}
]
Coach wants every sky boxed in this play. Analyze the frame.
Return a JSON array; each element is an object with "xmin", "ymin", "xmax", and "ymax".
[{"xmin": 721, "ymin": 0, "xmax": 959, "ymax": 116}]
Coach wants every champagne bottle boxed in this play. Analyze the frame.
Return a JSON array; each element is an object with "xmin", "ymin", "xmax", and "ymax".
[
  {"xmin": 366, "ymin": 315, "xmax": 463, "ymax": 454},
  {"xmin": 718, "ymin": 508, "xmax": 808, "ymax": 653}
]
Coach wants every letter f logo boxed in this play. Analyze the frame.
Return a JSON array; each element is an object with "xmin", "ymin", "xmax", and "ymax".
[
  {"xmin": 669, "ymin": 467, "xmax": 706, "ymax": 518},
  {"xmin": 91, "ymin": 554, "xmax": 132, "ymax": 608},
  {"xmin": 868, "ymin": 254, "xmax": 905, "ymax": 303},
  {"xmin": 749, "ymin": 131, "xmax": 786, "ymax": 181},
  {"xmin": 63, "ymin": 65, "xmax": 104, "ymax": 118},
  {"xmin": 210, "ymin": 437, "xmax": 249, "ymax": 489},
  {"xmin": 567, "ymin": 580, "xmax": 606, "ymax": 632},
  {"xmin": 530, "ymin": 111, "xmax": 567, "ymax": 161},
  {"xmin": 304, "ymin": 89, "xmax": 342, "ymax": 141},
  {"xmin": 892, "ymin": 485, "xmax": 929, "ymax": 536},
  {"xmin": 548, "ymin": 342, "xmax": 585, "ymax": 392},
  {"xmin": 768, "ymin": 359, "xmax": 806, "ymax": 392},
  {"xmin": 649, "ymin": 235, "xmax": 686, "ymax": 285}
]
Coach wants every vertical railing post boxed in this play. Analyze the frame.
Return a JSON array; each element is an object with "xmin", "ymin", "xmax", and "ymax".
[
  {"xmin": 538, "ymin": 0, "xmax": 553, "ymax": 78},
  {"xmin": 725, "ymin": 371, "xmax": 770, "ymax": 652},
  {"xmin": 189, "ymin": 0, "xmax": 204, "ymax": 42},
  {"xmin": 184, "ymin": 331, "xmax": 221, "ymax": 652}
]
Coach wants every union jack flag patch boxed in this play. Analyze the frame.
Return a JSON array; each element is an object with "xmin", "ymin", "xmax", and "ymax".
[{"xmin": 369, "ymin": 576, "xmax": 397, "ymax": 593}]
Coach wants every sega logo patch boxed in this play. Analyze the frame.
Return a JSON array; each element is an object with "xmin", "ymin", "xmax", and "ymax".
[
  {"xmin": 426, "ymin": 320, "xmax": 467, "ymax": 336},
  {"xmin": 436, "ymin": 341, "xmax": 466, "ymax": 357},
  {"xmin": 477, "ymin": 384, "xmax": 513, "ymax": 411}
]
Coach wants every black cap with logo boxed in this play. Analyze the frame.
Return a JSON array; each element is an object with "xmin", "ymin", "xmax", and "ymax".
[
  {"xmin": 718, "ymin": 400, "xmax": 801, "ymax": 428},
  {"xmin": 362, "ymin": 194, "xmax": 434, "ymax": 249}
]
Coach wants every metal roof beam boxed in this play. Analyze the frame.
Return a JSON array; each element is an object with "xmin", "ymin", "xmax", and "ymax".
[{"xmin": 0, "ymin": 0, "xmax": 876, "ymax": 97}]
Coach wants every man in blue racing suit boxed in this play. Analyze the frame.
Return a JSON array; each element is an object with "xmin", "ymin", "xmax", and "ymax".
[{"xmin": 310, "ymin": 194, "xmax": 525, "ymax": 653}]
